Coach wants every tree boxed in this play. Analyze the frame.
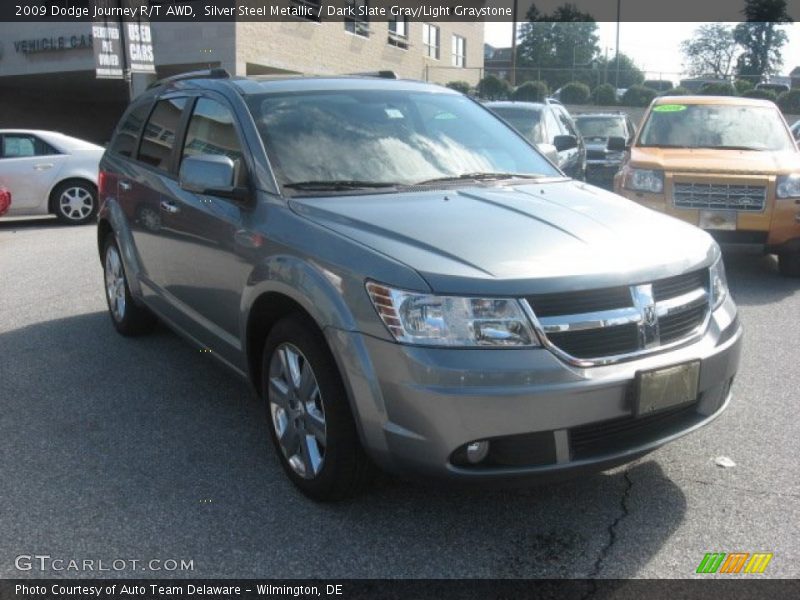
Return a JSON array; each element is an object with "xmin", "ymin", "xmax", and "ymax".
[
  {"xmin": 512, "ymin": 81, "xmax": 548, "ymax": 102},
  {"xmin": 477, "ymin": 76, "xmax": 512, "ymax": 100},
  {"xmin": 595, "ymin": 53, "xmax": 645, "ymax": 88},
  {"xmin": 622, "ymin": 85, "xmax": 657, "ymax": 107},
  {"xmin": 446, "ymin": 81, "xmax": 471, "ymax": 95},
  {"xmin": 680, "ymin": 24, "xmax": 740, "ymax": 79},
  {"xmin": 516, "ymin": 4, "xmax": 600, "ymax": 90},
  {"xmin": 560, "ymin": 82, "xmax": 590, "ymax": 104},
  {"xmin": 734, "ymin": 0, "xmax": 792, "ymax": 83},
  {"xmin": 592, "ymin": 83, "xmax": 617, "ymax": 106}
]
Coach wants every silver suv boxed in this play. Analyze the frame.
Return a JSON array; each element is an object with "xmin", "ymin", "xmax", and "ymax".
[{"xmin": 97, "ymin": 71, "xmax": 742, "ymax": 500}]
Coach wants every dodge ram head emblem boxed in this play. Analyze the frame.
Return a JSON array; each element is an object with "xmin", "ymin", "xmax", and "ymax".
[{"xmin": 632, "ymin": 284, "xmax": 660, "ymax": 349}]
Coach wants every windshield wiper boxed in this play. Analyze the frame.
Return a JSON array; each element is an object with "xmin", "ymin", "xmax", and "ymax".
[
  {"xmin": 415, "ymin": 172, "xmax": 546, "ymax": 185},
  {"xmin": 284, "ymin": 180, "xmax": 399, "ymax": 191},
  {"xmin": 698, "ymin": 145, "xmax": 764, "ymax": 151}
]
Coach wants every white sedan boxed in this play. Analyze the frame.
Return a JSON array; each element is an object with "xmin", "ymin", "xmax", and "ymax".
[{"xmin": 0, "ymin": 130, "xmax": 103, "ymax": 224}]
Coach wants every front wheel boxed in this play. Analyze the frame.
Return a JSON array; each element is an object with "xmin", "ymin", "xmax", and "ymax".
[
  {"xmin": 53, "ymin": 180, "xmax": 97, "ymax": 225},
  {"xmin": 103, "ymin": 236, "xmax": 157, "ymax": 336},
  {"xmin": 778, "ymin": 252, "xmax": 800, "ymax": 278},
  {"xmin": 262, "ymin": 315, "xmax": 373, "ymax": 501}
]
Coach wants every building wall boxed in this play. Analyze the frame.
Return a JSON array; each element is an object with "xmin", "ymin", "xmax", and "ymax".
[{"xmin": 235, "ymin": 21, "xmax": 483, "ymax": 85}]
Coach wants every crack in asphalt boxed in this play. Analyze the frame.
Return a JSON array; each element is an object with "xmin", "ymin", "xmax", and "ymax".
[{"xmin": 582, "ymin": 470, "xmax": 634, "ymax": 599}]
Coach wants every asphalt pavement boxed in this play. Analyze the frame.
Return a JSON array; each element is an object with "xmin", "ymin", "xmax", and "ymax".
[{"xmin": 1, "ymin": 218, "xmax": 798, "ymax": 579}]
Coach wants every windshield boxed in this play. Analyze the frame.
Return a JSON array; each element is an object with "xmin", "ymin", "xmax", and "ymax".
[
  {"xmin": 246, "ymin": 90, "xmax": 558, "ymax": 188},
  {"xmin": 638, "ymin": 103, "xmax": 794, "ymax": 151},
  {"xmin": 575, "ymin": 116, "xmax": 627, "ymax": 140},
  {"xmin": 487, "ymin": 106, "xmax": 544, "ymax": 145}
]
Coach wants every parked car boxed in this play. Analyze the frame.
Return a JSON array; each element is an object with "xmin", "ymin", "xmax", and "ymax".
[
  {"xmin": 0, "ymin": 130, "xmax": 103, "ymax": 224},
  {"xmin": 486, "ymin": 100, "xmax": 586, "ymax": 179},
  {"xmin": 0, "ymin": 187, "xmax": 10, "ymax": 217},
  {"xmin": 615, "ymin": 95, "xmax": 800, "ymax": 276},
  {"xmin": 98, "ymin": 72, "xmax": 741, "ymax": 500},
  {"xmin": 756, "ymin": 82, "xmax": 790, "ymax": 95},
  {"xmin": 574, "ymin": 112, "xmax": 637, "ymax": 189}
]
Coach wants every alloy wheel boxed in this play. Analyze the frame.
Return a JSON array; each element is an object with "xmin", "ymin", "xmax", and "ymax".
[
  {"xmin": 104, "ymin": 245, "xmax": 126, "ymax": 322},
  {"xmin": 59, "ymin": 186, "xmax": 94, "ymax": 221},
  {"xmin": 268, "ymin": 343, "xmax": 327, "ymax": 479}
]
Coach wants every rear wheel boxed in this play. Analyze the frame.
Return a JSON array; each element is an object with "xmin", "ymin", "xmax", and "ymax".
[
  {"xmin": 778, "ymin": 252, "xmax": 800, "ymax": 278},
  {"xmin": 103, "ymin": 236, "xmax": 157, "ymax": 336},
  {"xmin": 53, "ymin": 180, "xmax": 97, "ymax": 225},
  {"xmin": 262, "ymin": 315, "xmax": 373, "ymax": 501}
]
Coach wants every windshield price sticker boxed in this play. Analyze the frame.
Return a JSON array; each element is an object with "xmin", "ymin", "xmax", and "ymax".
[{"xmin": 653, "ymin": 104, "xmax": 688, "ymax": 113}]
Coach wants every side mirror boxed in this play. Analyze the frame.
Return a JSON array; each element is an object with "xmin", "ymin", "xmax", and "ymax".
[
  {"xmin": 553, "ymin": 134, "xmax": 578, "ymax": 152},
  {"xmin": 607, "ymin": 136, "xmax": 628, "ymax": 152},
  {"xmin": 179, "ymin": 154, "xmax": 247, "ymax": 201}
]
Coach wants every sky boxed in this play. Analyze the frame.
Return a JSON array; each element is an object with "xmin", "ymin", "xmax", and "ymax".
[{"xmin": 484, "ymin": 22, "xmax": 800, "ymax": 82}]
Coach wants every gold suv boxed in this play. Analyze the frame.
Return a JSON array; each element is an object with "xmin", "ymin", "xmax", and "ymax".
[{"xmin": 615, "ymin": 96, "xmax": 800, "ymax": 276}]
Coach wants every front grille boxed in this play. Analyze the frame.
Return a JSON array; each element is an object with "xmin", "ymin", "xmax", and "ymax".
[
  {"xmin": 673, "ymin": 182, "xmax": 766, "ymax": 212},
  {"xmin": 527, "ymin": 269, "xmax": 709, "ymax": 363},
  {"xmin": 569, "ymin": 402, "xmax": 701, "ymax": 460},
  {"xmin": 528, "ymin": 286, "xmax": 631, "ymax": 317}
]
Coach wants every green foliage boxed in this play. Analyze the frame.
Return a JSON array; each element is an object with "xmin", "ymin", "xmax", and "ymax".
[
  {"xmin": 777, "ymin": 89, "xmax": 800, "ymax": 114},
  {"xmin": 666, "ymin": 86, "xmax": 692, "ymax": 96},
  {"xmin": 477, "ymin": 75, "xmax": 512, "ymax": 101},
  {"xmin": 512, "ymin": 81, "xmax": 549, "ymax": 102},
  {"xmin": 593, "ymin": 83, "xmax": 618, "ymax": 106},
  {"xmin": 559, "ymin": 82, "xmax": 591, "ymax": 104},
  {"xmin": 516, "ymin": 4, "xmax": 600, "ymax": 90},
  {"xmin": 643, "ymin": 80, "xmax": 674, "ymax": 92},
  {"xmin": 743, "ymin": 88, "xmax": 778, "ymax": 101},
  {"xmin": 734, "ymin": 1, "xmax": 791, "ymax": 83},
  {"xmin": 622, "ymin": 85, "xmax": 658, "ymax": 107},
  {"xmin": 700, "ymin": 82, "xmax": 737, "ymax": 96},
  {"xmin": 445, "ymin": 81, "xmax": 472, "ymax": 95},
  {"xmin": 680, "ymin": 24, "xmax": 739, "ymax": 79},
  {"xmin": 596, "ymin": 53, "xmax": 645, "ymax": 88},
  {"xmin": 734, "ymin": 78, "xmax": 755, "ymax": 94}
]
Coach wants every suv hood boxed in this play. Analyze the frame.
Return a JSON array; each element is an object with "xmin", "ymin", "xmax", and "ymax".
[
  {"xmin": 290, "ymin": 181, "xmax": 717, "ymax": 295},
  {"xmin": 630, "ymin": 146, "xmax": 800, "ymax": 175}
]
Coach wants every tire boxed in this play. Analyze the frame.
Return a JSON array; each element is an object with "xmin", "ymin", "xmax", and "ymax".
[
  {"xmin": 778, "ymin": 252, "xmax": 800, "ymax": 278},
  {"xmin": 262, "ymin": 315, "xmax": 373, "ymax": 501},
  {"xmin": 52, "ymin": 180, "xmax": 97, "ymax": 225},
  {"xmin": 102, "ymin": 236, "xmax": 157, "ymax": 336}
]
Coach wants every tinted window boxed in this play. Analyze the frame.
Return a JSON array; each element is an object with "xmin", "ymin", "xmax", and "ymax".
[
  {"xmin": 543, "ymin": 108, "xmax": 563, "ymax": 141},
  {"xmin": 575, "ymin": 117, "xmax": 628, "ymax": 139},
  {"xmin": 181, "ymin": 98, "xmax": 246, "ymax": 186},
  {"xmin": 246, "ymin": 90, "xmax": 558, "ymax": 187},
  {"xmin": 2, "ymin": 134, "xmax": 57, "ymax": 158},
  {"xmin": 137, "ymin": 98, "xmax": 187, "ymax": 171},
  {"xmin": 488, "ymin": 106, "xmax": 544, "ymax": 144},
  {"xmin": 109, "ymin": 102, "xmax": 151, "ymax": 158}
]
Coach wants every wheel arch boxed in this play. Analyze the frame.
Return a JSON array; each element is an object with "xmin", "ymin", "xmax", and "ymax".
[{"xmin": 47, "ymin": 176, "xmax": 98, "ymax": 214}]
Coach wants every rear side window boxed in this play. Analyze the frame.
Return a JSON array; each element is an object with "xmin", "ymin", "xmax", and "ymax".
[
  {"xmin": 109, "ymin": 102, "xmax": 151, "ymax": 158},
  {"xmin": 1, "ymin": 134, "xmax": 57, "ymax": 158},
  {"xmin": 137, "ymin": 98, "xmax": 187, "ymax": 171},
  {"xmin": 181, "ymin": 98, "xmax": 247, "ymax": 186}
]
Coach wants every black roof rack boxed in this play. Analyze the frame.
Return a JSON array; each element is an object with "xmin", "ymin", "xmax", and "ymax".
[
  {"xmin": 349, "ymin": 70, "xmax": 398, "ymax": 79},
  {"xmin": 147, "ymin": 68, "xmax": 231, "ymax": 90}
]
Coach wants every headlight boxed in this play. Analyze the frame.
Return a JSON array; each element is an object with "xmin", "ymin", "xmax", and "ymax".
[
  {"xmin": 710, "ymin": 254, "xmax": 729, "ymax": 310},
  {"xmin": 623, "ymin": 168, "xmax": 664, "ymax": 193},
  {"xmin": 776, "ymin": 174, "xmax": 800, "ymax": 199},
  {"xmin": 366, "ymin": 282, "xmax": 539, "ymax": 347}
]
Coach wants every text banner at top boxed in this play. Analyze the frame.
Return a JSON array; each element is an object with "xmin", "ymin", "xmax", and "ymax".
[{"xmin": 4, "ymin": 0, "xmax": 800, "ymax": 23}]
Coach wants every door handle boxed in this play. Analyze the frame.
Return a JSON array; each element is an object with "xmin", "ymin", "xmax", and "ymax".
[
  {"xmin": 160, "ymin": 200, "xmax": 180, "ymax": 214},
  {"xmin": 33, "ymin": 163, "xmax": 53, "ymax": 171},
  {"xmin": 119, "ymin": 181, "xmax": 132, "ymax": 191}
]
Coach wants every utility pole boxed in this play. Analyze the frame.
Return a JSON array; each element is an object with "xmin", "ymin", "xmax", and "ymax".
[
  {"xmin": 614, "ymin": 0, "xmax": 621, "ymax": 89},
  {"xmin": 510, "ymin": 0, "xmax": 518, "ymax": 86}
]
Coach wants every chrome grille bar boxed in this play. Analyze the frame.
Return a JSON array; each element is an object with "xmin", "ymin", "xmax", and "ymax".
[{"xmin": 673, "ymin": 182, "xmax": 766, "ymax": 212}]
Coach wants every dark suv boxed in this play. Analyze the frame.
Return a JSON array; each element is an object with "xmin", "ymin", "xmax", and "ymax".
[{"xmin": 98, "ymin": 71, "xmax": 741, "ymax": 500}]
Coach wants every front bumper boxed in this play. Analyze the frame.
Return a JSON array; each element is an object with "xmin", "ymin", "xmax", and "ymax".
[{"xmin": 327, "ymin": 295, "xmax": 742, "ymax": 481}]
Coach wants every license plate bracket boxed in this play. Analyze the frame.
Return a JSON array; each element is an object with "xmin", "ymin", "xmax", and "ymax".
[
  {"xmin": 634, "ymin": 361, "xmax": 700, "ymax": 417},
  {"xmin": 699, "ymin": 210, "xmax": 737, "ymax": 231}
]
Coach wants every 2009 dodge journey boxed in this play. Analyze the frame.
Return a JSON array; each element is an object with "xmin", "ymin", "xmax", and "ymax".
[{"xmin": 97, "ymin": 71, "xmax": 742, "ymax": 500}]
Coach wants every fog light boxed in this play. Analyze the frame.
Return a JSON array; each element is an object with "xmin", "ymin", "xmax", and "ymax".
[{"xmin": 466, "ymin": 440, "xmax": 489, "ymax": 464}]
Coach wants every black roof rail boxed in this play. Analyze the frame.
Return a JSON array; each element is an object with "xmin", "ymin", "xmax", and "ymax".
[
  {"xmin": 349, "ymin": 70, "xmax": 399, "ymax": 79},
  {"xmin": 147, "ymin": 68, "xmax": 231, "ymax": 90}
]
